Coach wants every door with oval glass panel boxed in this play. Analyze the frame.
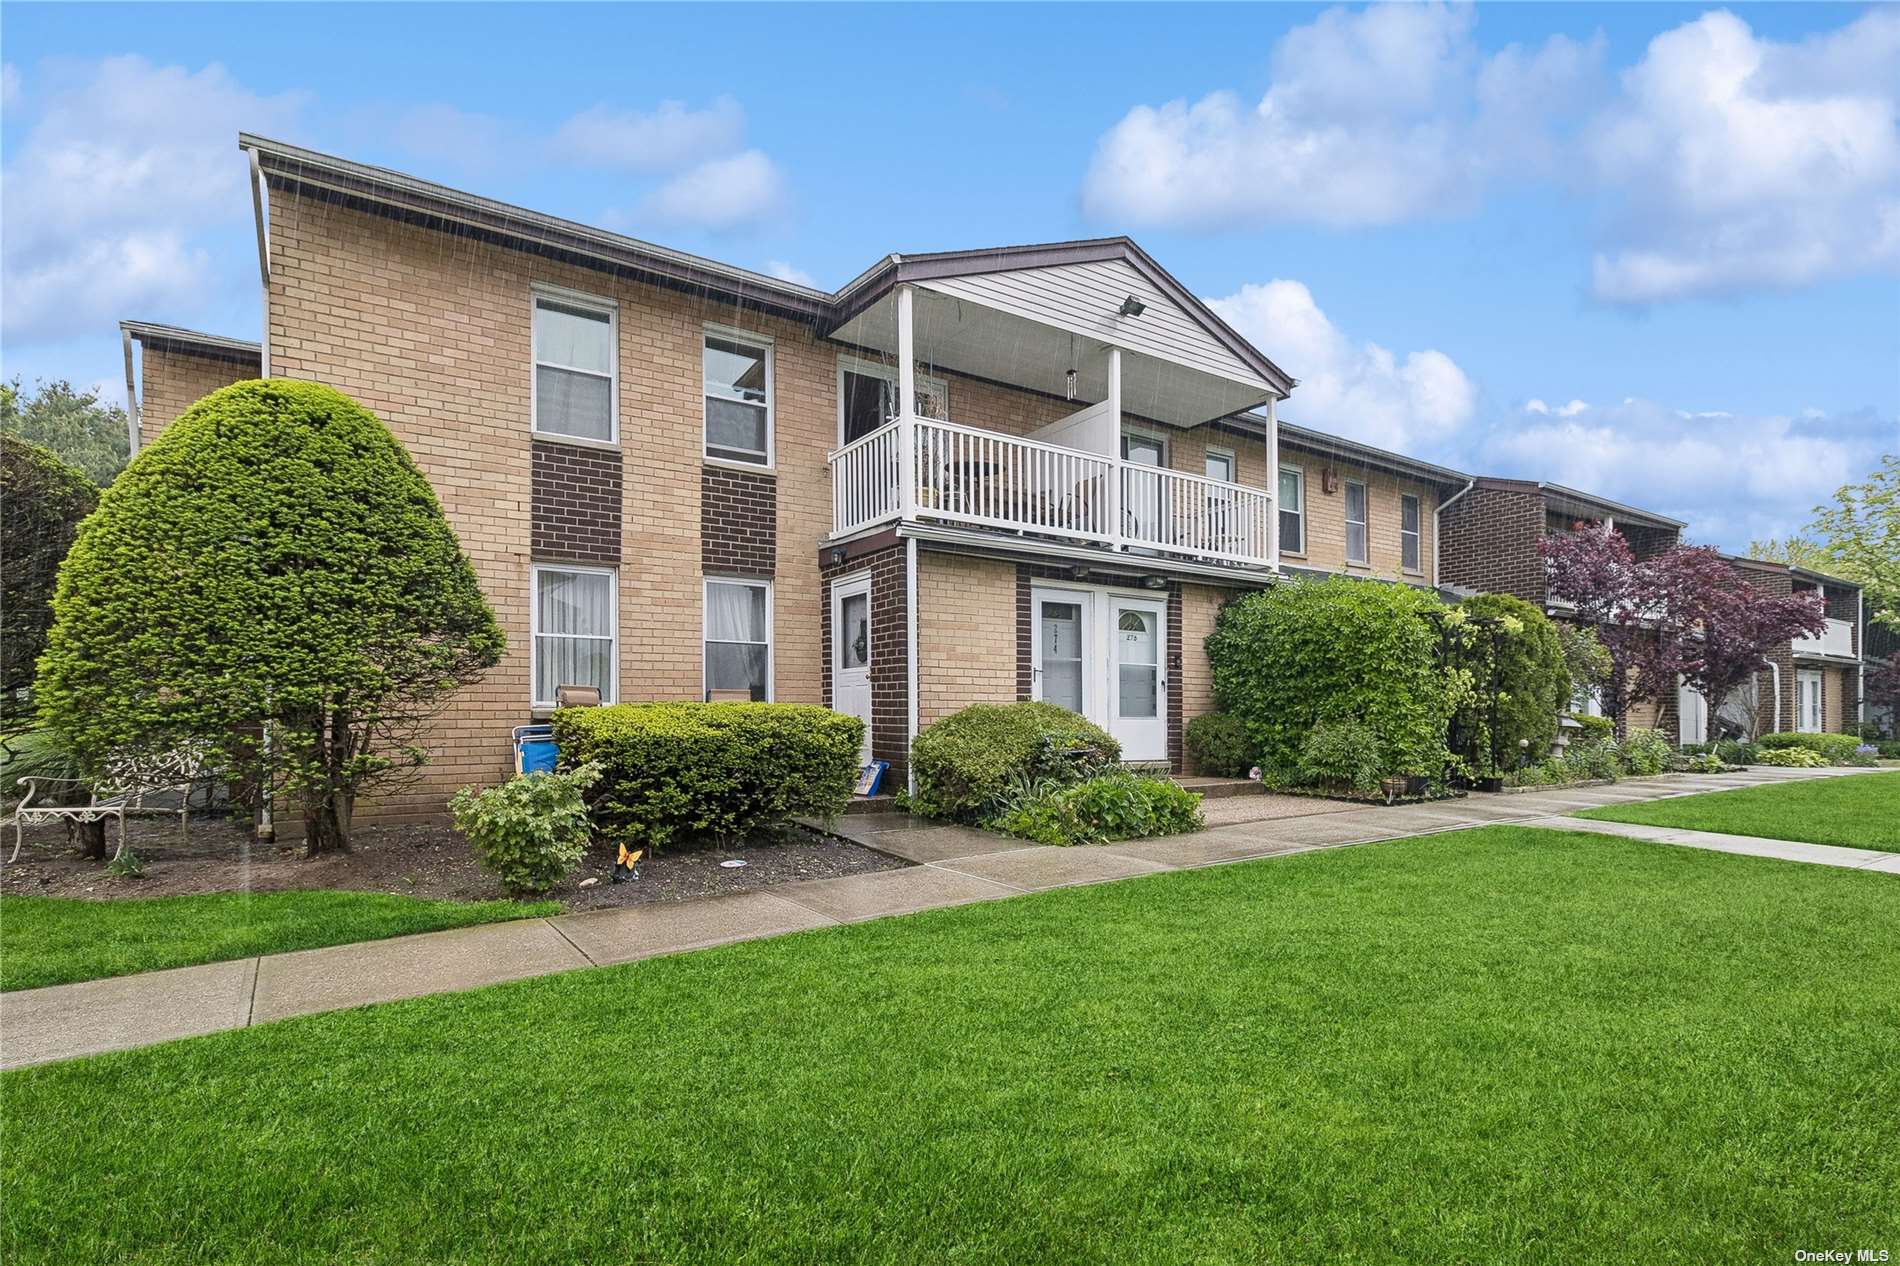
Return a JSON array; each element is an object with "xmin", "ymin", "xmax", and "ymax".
[
  {"xmin": 831, "ymin": 575, "xmax": 873, "ymax": 764},
  {"xmin": 1109, "ymin": 596, "xmax": 1168, "ymax": 762}
]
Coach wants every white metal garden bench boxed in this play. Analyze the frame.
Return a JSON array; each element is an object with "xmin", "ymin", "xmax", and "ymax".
[{"xmin": 8, "ymin": 743, "xmax": 209, "ymax": 863}]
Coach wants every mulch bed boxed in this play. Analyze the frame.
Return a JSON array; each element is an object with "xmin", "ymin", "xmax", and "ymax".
[{"xmin": 0, "ymin": 815, "xmax": 908, "ymax": 912}]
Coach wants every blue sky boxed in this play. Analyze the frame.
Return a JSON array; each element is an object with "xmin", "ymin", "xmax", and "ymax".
[{"xmin": 3, "ymin": 1, "xmax": 1895, "ymax": 549}]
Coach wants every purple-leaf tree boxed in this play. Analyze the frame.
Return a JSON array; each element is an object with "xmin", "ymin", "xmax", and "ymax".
[
  {"xmin": 1663, "ymin": 546, "xmax": 1826, "ymax": 738},
  {"xmin": 1541, "ymin": 523, "xmax": 1680, "ymax": 737}
]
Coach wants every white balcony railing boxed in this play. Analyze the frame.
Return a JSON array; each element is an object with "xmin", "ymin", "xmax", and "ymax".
[
  {"xmin": 1794, "ymin": 617, "xmax": 1855, "ymax": 658},
  {"xmin": 830, "ymin": 415, "xmax": 1272, "ymax": 567}
]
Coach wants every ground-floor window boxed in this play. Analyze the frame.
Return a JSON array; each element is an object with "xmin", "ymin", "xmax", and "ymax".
[
  {"xmin": 532, "ymin": 564, "xmax": 616, "ymax": 708},
  {"xmin": 705, "ymin": 577, "xmax": 772, "ymax": 701}
]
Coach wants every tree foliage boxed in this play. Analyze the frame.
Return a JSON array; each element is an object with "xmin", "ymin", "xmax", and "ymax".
[
  {"xmin": 1448, "ymin": 592, "xmax": 1571, "ymax": 776},
  {"xmin": 0, "ymin": 434, "xmax": 98, "ymax": 733},
  {"xmin": 1807, "ymin": 453, "xmax": 1899, "ymax": 635},
  {"xmin": 0, "ymin": 378, "xmax": 131, "ymax": 486},
  {"xmin": 35, "ymin": 380, "xmax": 503, "ymax": 854},
  {"xmin": 1541, "ymin": 524, "xmax": 1679, "ymax": 736},
  {"xmin": 1666, "ymin": 546, "xmax": 1826, "ymax": 733},
  {"xmin": 1208, "ymin": 576, "xmax": 1450, "ymax": 786}
]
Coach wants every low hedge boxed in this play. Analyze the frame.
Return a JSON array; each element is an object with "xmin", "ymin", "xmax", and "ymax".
[
  {"xmin": 992, "ymin": 771, "xmax": 1202, "ymax": 846},
  {"xmin": 1755, "ymin": 732, "xmax": 1862, "ymax": 764},
  {"xmin": 1184, "ymin": 712, "xmax": 1256, "ymax": 778},
  {"xmin": 552, "ymin": 702, "xmax": 861, "ymax": 848},
  {"xmin": 909, "ymin": 702, "xmax": 1119, "ymax": 820}
]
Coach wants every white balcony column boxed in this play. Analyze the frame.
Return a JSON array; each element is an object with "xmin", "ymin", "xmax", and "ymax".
[
  {"xmin": 896, "ymin": 284, "xmax": 917, "ymax": 518},
  {"xmin": 1265, "ymin": 393, "xmax": 1280, "ymax": 569},
  {"xmin": 1107, "ymin": 345, "xmax": 1123, "ymax": 551}
]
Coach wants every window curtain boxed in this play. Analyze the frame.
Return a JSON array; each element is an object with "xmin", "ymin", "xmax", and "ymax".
[{"xmin": 535, "ymin": 570, "xmax": 613, "ymax": 702}]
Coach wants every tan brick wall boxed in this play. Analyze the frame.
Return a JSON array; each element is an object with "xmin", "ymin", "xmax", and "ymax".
[
  {"xmin": 1824, "ymin": 666, "xmax": 1845, "ymax": 733},
  {"xmin": 1275, "ymin": 448, "xmax": 1439, "ymax": 582},
  {"xmin": 915, "ymin": 551, "xmax": 1017, "ymax": 727},
  {"xmin": 139, "ymin": 348, "xmax": 257, "ymax": 446},
  {"xmin": 1177, "ymin": 582, "xmax": 1230, "ymax": 772}
]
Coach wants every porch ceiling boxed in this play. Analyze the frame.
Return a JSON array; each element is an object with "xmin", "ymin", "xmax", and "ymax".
[{"xmin": 827, "ymin": 287, "xmax": 1273, "ymax": 429}]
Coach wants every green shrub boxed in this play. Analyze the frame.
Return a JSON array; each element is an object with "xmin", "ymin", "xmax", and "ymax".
[
  {"xmin": 1299, "ymin": 719, "xmax": 1383, "ymax": 793},
  {"xmin": 451, "ymin": 762, "xmax": 601, "ymax": 896},
  {"xmin": 1715, "ymin": 739, "xmax": 1759, "ymax": 766},
  {"xmin": 553, "ymin": 703, "xmax": 860, "ymax": 849},
  {"xmin": 1184, "ymin": 711, "xmax": 1256, "ymax": 778},
  {"xmin": 1685, "ymin": 752, "xmax": 1725, "ymax": 774},
  {"xmin": 1565, "ymin": 738, "xmax": 1622, "ymax": 782},
  {"xmin": 1, "ymin": 434, "xmax": 97, "ymax": 731},
  {"xmin": 1208, "ymin": 577, "xmax": 1450, "ymax": 786},
  {"xmin": 1879, "ymin": 741, "xmax": 1900, "ymax": 760},
  {"xmin": 909, "ymin": 702, "xmax": 1119, "ymax": 821},
  {"xmin": 1568, "ymin": 713, "xmax": 1614, "ymax": 742},
  {"xmin": 992, "ymin": 770, "xmax": 1201, "ymax": 846},
  {"xmin": 1449, "ymin": 593, "xmax": 1570, "ymax": 773},
  {"xmin": 34, "ymin": 380, "xmax": 503, "ymax": 854},
  {"xmin": 0, "ymin": 730, "xmax": 88, "ymax": 811},
  {"xmin": 1755, "ymin": 732, "xmax": 1861, "ymax": 765},
  {"xmin": 1620, "ymin": 728, "xmax": 1673, "ymax": 776},
  {"xmin": 1754, "ymin": 746, "xmax": 1827, "ymax": 768}
]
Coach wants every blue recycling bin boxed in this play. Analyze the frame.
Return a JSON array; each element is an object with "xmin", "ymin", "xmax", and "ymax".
[{"xmin": 513, "ymin": 724, "xmax": 558, "ymax": 775}]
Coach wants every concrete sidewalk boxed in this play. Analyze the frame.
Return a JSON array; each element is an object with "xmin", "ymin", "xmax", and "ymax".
[
  {"xmin": 3, "ymin": 765, "xmax": 1886, "ymax": 1070},
  {"xmin": 1526, "ymin": 813, "xmax": 1900, "ymax": 873}
]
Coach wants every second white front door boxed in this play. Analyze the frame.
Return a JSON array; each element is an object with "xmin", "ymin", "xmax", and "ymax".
[
  {"xmin": 831, "ymin": 575, "xmax": 873, "ymax": 764},
  {"xmin": 1797, "ymin": 669, "xmax": 1823, "ymax": 734},
  {"xmin": 1031, "ymin": 585, "xmax": 1168, "ymax": 763}
]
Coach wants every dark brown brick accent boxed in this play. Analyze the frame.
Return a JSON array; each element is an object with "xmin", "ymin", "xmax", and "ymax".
[
  {"xmin": 1016, "ymin": 568, "xmax": 1033, "ymax": 700},
  {"xmin": 821, "ymin": 542, "xmax": 909, "ymax": 780},
  {"xmin": 1735, "ymin": 559, "xmax": 1797, "ymax": 733},
  {"xmin": 1439, "ymin": 483, "xmax": 1547, "ymax": 602},
  {"xmin": 701, "ymin": 466, "xmax": 776, "ymax": 578},
  {"xmin": 531, "ymin": 441, "xmax": 622, "ymax": 563}
]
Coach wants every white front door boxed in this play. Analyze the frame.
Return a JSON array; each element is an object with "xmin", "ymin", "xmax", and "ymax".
[
  {"xmin": 831, "ymin": 575, "xmax": 873, "ymax": 763},
  {"xmin": 1797, "ymin": 669, "xmax": 1823, "ymax": 733},
  {"xmin": 1030, "ymin": 585, "xmax": 1169, "ymax": 764},
  {"xmin": 1677, "ymin": 677, "xmax": 1707, "ymax": 745},
  {"xmin": 1109, "ymin": 596, "xmax": 1168, "ymax": 762}
]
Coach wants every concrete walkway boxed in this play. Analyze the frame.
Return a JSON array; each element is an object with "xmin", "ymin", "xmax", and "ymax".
[
  {"xmin": 3, "ymin": 765, "xmax": 1887, "ymax": 1070},
  {"xmin": 1525, "ymin": 813, "xmax": 1900, "ymax": 873}
]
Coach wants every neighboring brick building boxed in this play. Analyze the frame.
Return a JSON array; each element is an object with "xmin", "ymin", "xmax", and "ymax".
[{"xmin": 119, "ymin": 321, "xmax": 261, "ymax": 448}]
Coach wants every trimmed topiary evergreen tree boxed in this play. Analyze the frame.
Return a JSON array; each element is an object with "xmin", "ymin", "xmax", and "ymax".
[{"xmin": 35, "ymin": 380, "xmax": 503, "ymax": 854}]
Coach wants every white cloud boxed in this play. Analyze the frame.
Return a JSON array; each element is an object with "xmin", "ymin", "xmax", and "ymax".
[
  {"xmin": 553, "ymin": 97, "xmax": 745, "ymax": 172},
  {"xmin": 631, "ymin": 150, "xmax": 787, "ymax": 232},
  {"xmin": 765, "ymin": 260, "xmax": 817, "ymax": 288},
  {"xmin": 1478, "ymin": 397, "xmax": 1897, "ymax": 547},
  {"xmin": 1082, "ymin": 3, "xmax": 1600, "ymax": 228},
  {"xmin": 1084, "ymin": 4, "xmax": 1900, "ymax": 303},
  {"xmin": 1585, "ymin": 9, "xmax": 1900, "ymax": 302},
  {"xmin": 1209, "ymin": 279, "xmax": 1476, "ymax": 451},
  {"xmin": 0, "ymin": 55, "xmax": 304, "ymax": 342},
  {"xmin": 1, "ymin": 63, "xmax": 19, "ymax": 109}
]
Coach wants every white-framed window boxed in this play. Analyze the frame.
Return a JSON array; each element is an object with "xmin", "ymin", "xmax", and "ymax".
[
  {"xmin": 704, "ymin": 326, "xmax": 773, "ymax": 467},
  {"xmin": 705, "ymin": 577, "xmax": 772, "ymax": 701},
  {"xmin": 1122, "ymin": 431, "xmax": 1167, "ymax": 467},
  {"xmin": 837, "ymin": 355, "xmax": 948, "ymax": 446},
  {"xmin": 1205, "ymin": 448, "xmax": 1236, "ymax": 483},
  {"xmin": 531, "ymin": 564, "xmax": 616, "ymax": 708},
  {"xmin": 1401, "ymin": 494, "xmax": 1422, "ymax": 573},
  {"xmin": 1345, "ymin": 479, "xmax": 1369, "ymax": 565},
  {"xmin": 1278, "ymin": 465, "xmax": 1305, "ymax": 555},
  {"xmin": 532, "ymin": 288, "xmax": 617, "ymax": 444}
]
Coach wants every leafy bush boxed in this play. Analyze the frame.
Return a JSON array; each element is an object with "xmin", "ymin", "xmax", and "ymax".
[
  {"xmin": 1208, "ymin": 577, "xmax": 1449, "ymax": 787},
  {"xmin": 1620, "ymin": 728, "xmax": 1673, "ymax": 776},
  {"xmin": 1184, "ymin": 712, "xmax": 1256, "ymax": 778},
  {"xmin": 0, "ymin": 730, "xmax": 88, "ymax": 811},
  {"xmin": 1, "ymin": 434, "xmax": 97, "ymax": 732},
  {"xmin": 992, "ymin": 770, "xmax": 1202, "ymax": 846},
  {"xmin": 1850, "ymin": 745, "xmax": 1880, "ymax": 767},
  {"xmin": 451, "ymin": 763, "xmax": 601, "ymax": 896},
  {"xmin": 1685, "ymin": 752, "xmax": 1726, "ymax": 774},
  {"xmin": 1879, "ymin": 741, "xmax": 1900, "ymax": 760},
  {"xmin": 1755, "ymin": 732, "xmax": 1862, "ymax": 765},
  {"xmin": 1754, "ymin": 746, "xmax": 1827, "ymax": 768},
  {"xmin": 1448, "ymin": 593, "xmax": 1570, "ymax": 774},
  {"xmin": 1568, "ymin": 713, "xmax": 1614, "ymax": 742},
  {"xmin": 909, "ymin": 702, "xmax": 1119, "ymax": 821},
  {"xmin": 1299, "ymin": 719, "xmax": 1384, "ymax": 793},
  {"xmin": 1565, "ymin": 738, "xmax": 1622, "ymax": 782},
  {"xmin": 34, "ymin": 380, "xmax": 503, "ymax": 854},
  {"xmin": 554, "ymin": 702, "xmax": 861, "ymax": 848}
]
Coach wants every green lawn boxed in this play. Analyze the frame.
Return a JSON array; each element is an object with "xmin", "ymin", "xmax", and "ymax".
[
  {"xmin": 0, "ymin": 890, "xmax": 559, "ymax": 992},
  {"xmin": 1577, "ymin": 770, "xmax": 1900, "ymax": 852},
  {"xmin": 4, "ymin": 827, "xmax": 1897, "ymax": 1264}
]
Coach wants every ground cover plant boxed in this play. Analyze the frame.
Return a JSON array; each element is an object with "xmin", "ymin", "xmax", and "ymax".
[
  {"xmin": 990, "ymin": 768, "xmax": 1202, "ymax": 845},
  {"xmin": 3, "ymin": 826, "xmax": 1896, "ymax": 1263},
  {"xmin": 1578, "ymin": 771, "xmax": 1900, "ymax": 852},
  {"xmin": 0, "ymin": 890, "xmax": 558, "ymax": 991}
]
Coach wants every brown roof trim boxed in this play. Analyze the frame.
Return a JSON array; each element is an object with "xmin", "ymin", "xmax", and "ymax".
[{"xmin": 119, "ymin": 320, "xmax": 261, "ymax": 366}]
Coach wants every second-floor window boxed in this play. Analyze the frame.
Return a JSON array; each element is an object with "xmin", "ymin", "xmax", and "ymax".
[
  {"xmin": 704, "ymin": 328, "xmax": 773, "ymax": 466},
  {"xmin": 1402, "ymin": 494, "xmax": 1421, "ymax": 573},
  {"xmin": 1345, "ymin": 480, "xmax": 1369, "ymax": 565},
  {"xmin": 1205, "ymin": 449, "xmax": 1236, "ymax": 483},
  {"xmin": 1279, "ymin": 466, "xmax": 1304, "ymax": 555},
  {"xmin": 533, "ymin": 292, "xmax": 617, "ymax": 443}
]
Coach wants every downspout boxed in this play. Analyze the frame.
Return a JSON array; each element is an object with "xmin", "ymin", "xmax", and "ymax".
[
  {"xmin": 1764, "ymin": 658, "xmax": 1781, "ymax": 737},
  {"xmin": 1433, "ymin": 477, "xmax": 1477, "ymax": 590},
  {"xmin": 247, "ymin": 145, "xmax": 271, "ymax": 376},
  {"xmin": 121, "ymin": 327, "xmax": 140, "ymax": 458},
  {"xmin": 906, "ymin": 536, "xmax": 920, "ymax": 797}
]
